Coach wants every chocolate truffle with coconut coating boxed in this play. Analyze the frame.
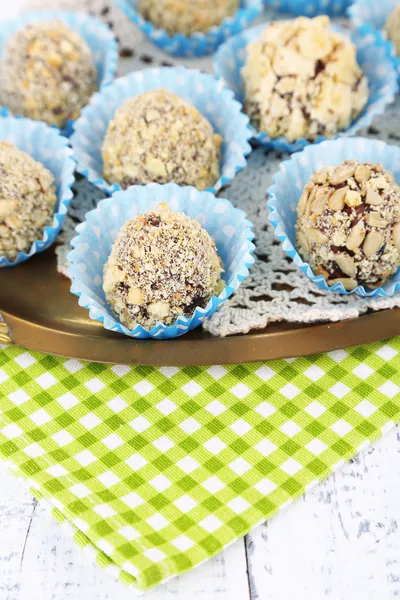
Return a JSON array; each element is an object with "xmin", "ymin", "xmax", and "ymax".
[
  {"xmin": 0, "ymin": 20, "xmax": 97, "ymax": 128},
  {"xmin": 242, "ymin": 16, "xmax": 368, "ymax": 143},
  {"xmin": 386, "ymin": 5, "xmax": 400, "ymax": 56},
  {"xmin": 138, "ymin": 0, "xmax": 240, "ymax": 36},
  {"xmin": 102, "ymin": 89, "xmax": 222, "ymax": 190},
  {"xmin": 296, "ymin": 160, "xmax": 400, "ymax": 290},
  {"xmin": 0, "ymin": 141, "xmax": 57, "ymax": 261},
  {"xmin": 103, "ymin": 203, "xmax": 224, "ymax": 329}
]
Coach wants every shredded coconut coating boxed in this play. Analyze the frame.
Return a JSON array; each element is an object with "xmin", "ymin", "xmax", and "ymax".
[
  {"xmin": 0, "ymin": 141, "xmax": 57, "ymax": 260},
  {"xmin": 242, "ymin": 16, "xmax": 369, "ymax": 143},
  {"xmin": 386, "ymin": 5, "xmax": 400, "ymax": 56},
  {"xmin": 296, "ymin": 160, "xmax": 400, "ymax": 290},
  {"xmin": 102, "ymin": 89, "xmax": 222, "ymax": 191},
  {"xmin": 137, "ymin": 0, "xmax": 239, "ymax": 36},
  {"xmin": 0, "ymin": 20, "xmax": 97, "ymax": 128},
  {"xmin": 103, "ymin": 203, "xmax": 224, "ymax": 330}
]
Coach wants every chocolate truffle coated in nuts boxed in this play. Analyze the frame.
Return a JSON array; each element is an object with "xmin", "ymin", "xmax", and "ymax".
[
  {"xmin": 0, "ymin": 142, "xmax": 57, "ymax": 260},
  {"xmin": 138, "ymin": 0, "xmax": 239, "ymax": 36},
  {"xmin": 242, "ymin": 16, "xmax": 368, "ymax": 143},
  {"xmin": 102, "ymin": 89, "xmax": 222, "ymax": 190},
  {"xmin": 296, "ymin": 160, "xmax": 400, "ymax": 290},
  {"xmin": 386, "ymin": 5, "xmax": 400, "ymax": 56},
  {"xmin": 0, "ymin": 20, "xmax": 97, "ymax": 128},
  {"xmin": 103, "ymin": 203, "xmax": 224, "ymax": 330}
]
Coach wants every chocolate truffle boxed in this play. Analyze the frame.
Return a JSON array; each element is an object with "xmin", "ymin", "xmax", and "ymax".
[
  {"xmin": 242, "ymin": 16, "xmax": 369, "ymax": 143},
  {"xmin": 0, "ymin": 141, "xmax": 57, "ymax": 260},
  {"xmin": 386, "ymin": 5, "xmax": 400, "ymax": 56},
  {"xmin": 137, "ymin": 0, "xmax": 240, "ymax": 36},
  {"xmin": 0, "ymin": 20, "xmax": 97, "ymax": 128},
  {"xmin": 102, "ymin": 89, "xmax": 222, "ymax": 190},
  {"xmin": 103, "ymin": 203, "xmax": 224, "ymax": 329},
  {"xmin": 296, "ymin": 160, "xmax": 400, "ymax": 290}
]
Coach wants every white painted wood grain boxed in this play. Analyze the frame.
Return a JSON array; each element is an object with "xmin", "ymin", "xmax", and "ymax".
[
  {"xmin": 1, "ymin": 428, "xmax": 400, "ymax": 599},
  {"xmin": 0, "ymin": 2, "xmax": 399, "ymax": 598},
  {"xmin": 246, "ymin": 427, "xmax": 400, "ymax": 600},
  {"xmin": 0, "ymin": 462, "xmax": 250, "ymax": 600}
]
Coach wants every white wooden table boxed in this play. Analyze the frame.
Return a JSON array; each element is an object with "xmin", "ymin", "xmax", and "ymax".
[
  {"xmin": 1, "ymin": 2, "xmax": 400, "ymax": 597},
  {"xmin": 1, "ymin": 427, "xmax": 399, "ymax": 600}
]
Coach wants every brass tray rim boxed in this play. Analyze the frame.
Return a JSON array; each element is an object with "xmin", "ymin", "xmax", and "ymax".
[
  {"xmin": 2, "ymin": 304, "xmax": 400, "ymax": 366},
  {"xmin": 1, "ymin": 251, "xmax": 399, "ymax": 366}
]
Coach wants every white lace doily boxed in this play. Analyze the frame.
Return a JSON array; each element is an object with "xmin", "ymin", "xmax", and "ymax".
[{"xmin": 22, "ymin": 0, "xmax": 400, "ymax": 337}]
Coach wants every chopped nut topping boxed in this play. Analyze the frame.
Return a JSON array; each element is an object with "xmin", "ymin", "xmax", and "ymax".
[
  {"xmin": 329, "ymin": 164, "xmax": 356, "ymax": 186},
  {"xmin": 354, "ymin": 165, "xmax": 371, "ymax": 183},
  {"xmin": 393, "ymin": 222, "xmax": 400, "ymax": 251},
  {"xmin": 329, "ymin": 187, "xmax": 348, "ymax": 211},
  {"xmin": 365, "ymin": 212, "xmax": 387, "ymax": 228},
  {"xmin": 306, "ymin": 228, "xmax": 328, "ymax": 244},
  {"xmin": 346, "ymin": 220, "xmax": 366, "ymax": 251},
  {"xmin": 335, "ymin": 254, "xmax": 357, "ymax": 278},
  {"xmin": 327, "ymin": 277, "xmax": 358, "ymax": 291},
  {"xmin": 345, "ymin": 190, "xmax": 362, "ymax": 208},
  {"xmin": 242, "ymin": 16, "xmax": 368, "ymax": 143},
  {"xmin": 363, "ymin": 231, "xmax": 384, "ymax": 259},
  {"xmin": 127, "ymin": 287, "xmax": 144, "ymax": 305},
  {"xmin": 386, "ymin": 5, "xmax": 400, "ymax": 56},
  {"xmin": 104, "ymin": 203, "xmax": 223, "ymax": 330},
  {"xmin": 311, "ymin": 193, "xmax": 330, "ymax": 216},
  {"xmin": 296, "ymin": 159, "xmax": 400, "ymax": 288},
  {"xmin": 366, "ymin": 189, "xmax": 384, "ymax": 205},
  {"xmin": 0, "ymin": 141, "xmax": 56, "ymax": 260},
  {"xmin": 102, "ymin": 89, "xmax": 221, "ymax": 191},
  {"xmin": 138, "ymin": 0, "xmax": 239, "ymax": 36},
  {"xmin": 0, "ymin": 20, "xmax": 97, "ymax": 128},
  {"xmin": 370, "ymin": 174, "xmax": 389, "ymax": 190}
]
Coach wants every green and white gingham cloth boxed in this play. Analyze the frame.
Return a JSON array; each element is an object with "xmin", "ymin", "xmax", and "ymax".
[{"xmin": 0, "ymin": 339, "xmax": 399, "ymax": 590}]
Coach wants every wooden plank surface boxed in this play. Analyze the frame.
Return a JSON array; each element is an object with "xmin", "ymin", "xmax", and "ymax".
[
  {"xmin": 0, "ymin": 461, "xmax": 250, "ymax": 600},
  {"xmin": 246, "ymin": 427, "xmax": 400, "ymax": 600},
  {"xmin": 1, "ymin": 428, "xmax": 399, "ymax": 599},
  {"xmin": 0, "ymin": 3, "xmax": 399, "ymax": 599}
]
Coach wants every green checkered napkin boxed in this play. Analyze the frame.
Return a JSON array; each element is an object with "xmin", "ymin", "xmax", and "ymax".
[{"xmin": 0, "ymin": 340, "xmax": 400, "ymax": 590}]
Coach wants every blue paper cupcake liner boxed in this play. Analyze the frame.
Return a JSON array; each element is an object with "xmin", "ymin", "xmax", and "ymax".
[
  {"xmin": 349, "ymin": 0, "xmax": 400, "ymax": 78},
  {"xmin": 0, "ymin": 11, "xmax": 118, "ymax": 137},
  {"xmin": 214, "ymin": 23, "xmax": 398, "ymax": 153},
  {"xmin": 71, "ymin": 66, "xmax": 252, "ymax": 196},
  {"xmin": 0, "ymin": 117, "xmax": 75, "ymax": 268},
  {"xmin": 267, "ymin": 136, "xmax": 400, "ymax": 297},
  {"xmin": 115, "ymin": 0, "xmax": 262, "ymax": 57},
  {"xmin": 264, "ymin": 0, "xmax": 351, "ymax": 16},
  {"xmin": 67, "ymin": 183, "xmax": 255, "ymax": 339}
]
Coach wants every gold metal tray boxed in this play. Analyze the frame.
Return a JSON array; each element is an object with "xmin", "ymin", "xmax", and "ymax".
[{"xmin": 1, "ymin": 248, "xmax": 399, "ymax": 366}]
